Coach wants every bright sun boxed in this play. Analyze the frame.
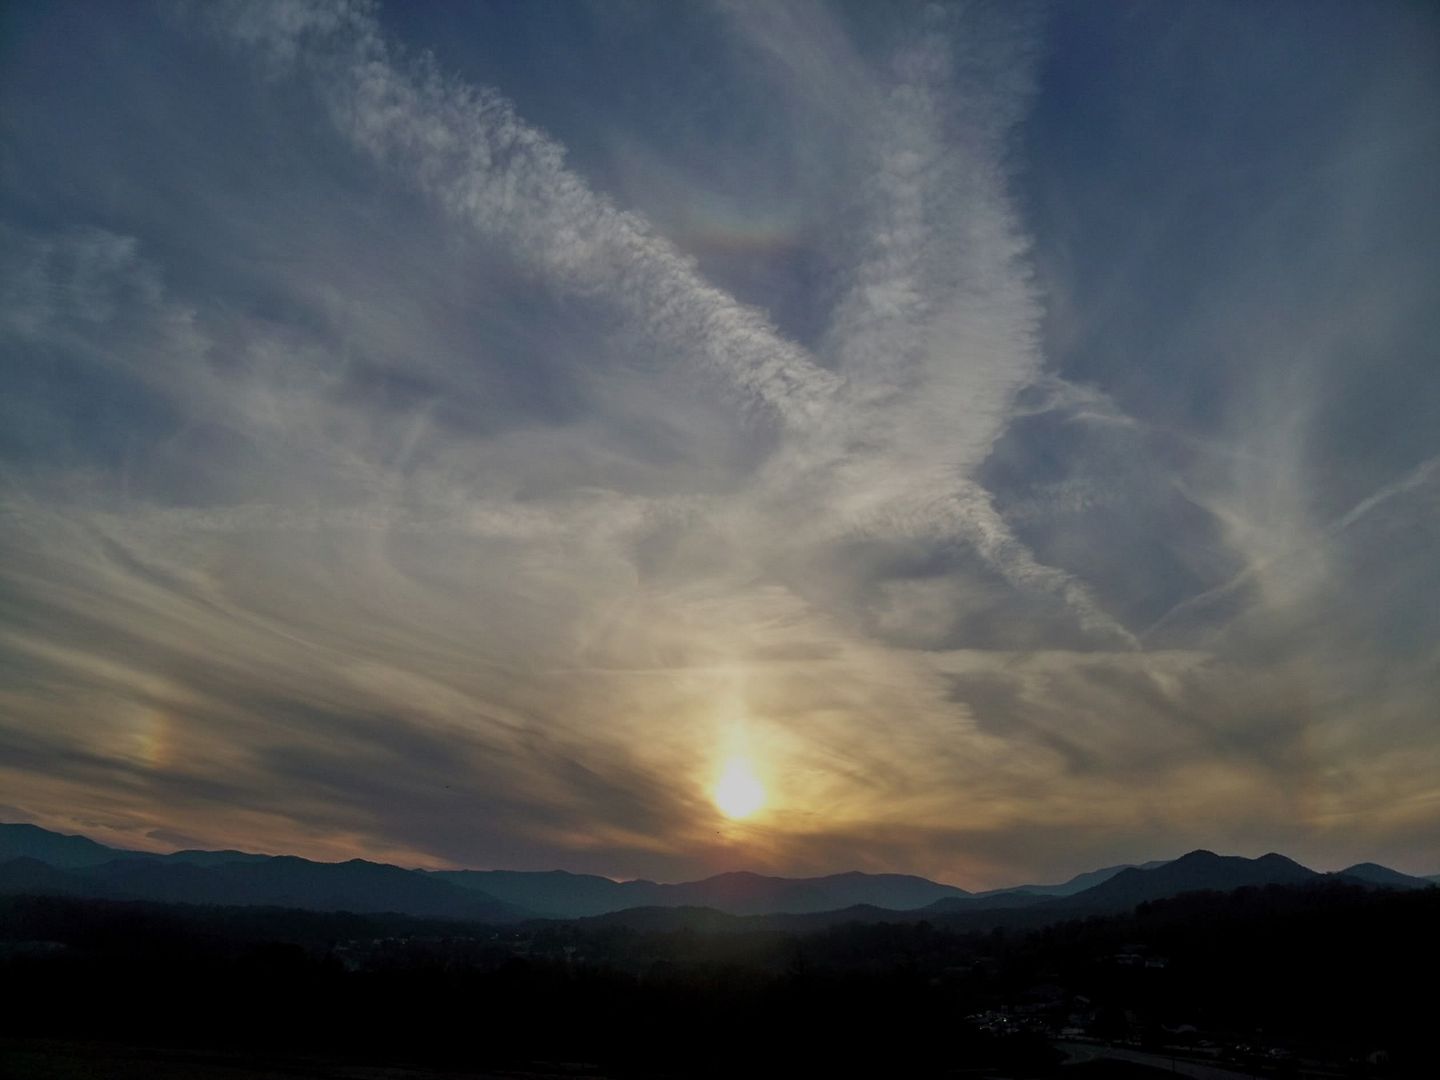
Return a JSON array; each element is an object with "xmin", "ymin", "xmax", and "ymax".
[{"xmin": 713, "ymin": 755, "xmax": 765, "ymax": 819}]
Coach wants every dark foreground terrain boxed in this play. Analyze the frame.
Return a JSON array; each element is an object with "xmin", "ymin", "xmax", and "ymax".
[{"xmin": 2, "ymin": 882, "xmax": 1434, "ymax": 1078}]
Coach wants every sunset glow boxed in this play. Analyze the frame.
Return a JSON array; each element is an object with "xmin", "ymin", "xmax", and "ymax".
[{"xmin": 714, "ymin": 756, "xmax": 766, "ymax": 820}]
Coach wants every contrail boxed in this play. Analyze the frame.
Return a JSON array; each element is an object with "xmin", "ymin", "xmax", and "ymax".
[
  {"xmin": 213, "ymin": 0, "xmax": 1130, "ymax": 650},
  {"xmin": 1144, "ymin": 453, "xmax": 1440, "ymax": 640},
  {"xmin": 212, "ymin": 0, "xmax": 841, "ymax": 430}
]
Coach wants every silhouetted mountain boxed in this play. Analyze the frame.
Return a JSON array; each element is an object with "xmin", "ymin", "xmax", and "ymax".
[
  {"xmin": 0, "ymin": 856, "xmax": 93, "ymax": 895},
  {"xmin": 80, "ymin": 858, "xmax": 235, "ymax": 905},
  {"xmin": 1336, "ymin": 862, "xmax": 1434, "ymax": 889},
  {"xmin": 660, "ymin": 869, "xmax": 970, "ymax": 915},
  {"xmin": 10, "ymin": 823, "xmax": 1427, "ymax": 931},
  {"xmin": 919, "ymin": 890, "xmax": 1052, "ymax": 915},
  {"xmin": 974, "ymin": 859, "xmax": 1170, "ymax": 899},
  {"xmin": 586, "ymin": 853, "xmax": 1433, "ymax": 926},
  {"xmin": 0, "ymin": 836, "xmax": 523, "ymax": 922},
  {"xmin": 436, "ymin": 866, "xmax": 970, "ymax": 917},
  {"xmin": 213, "ymin": 856, "xmax": 523, "ymax": 919},
  {"xmin": 163, "ymin": 848, "xmax": 274, "ymax": 867},
  {"xmin": 0, "ymin": 823, "xmax": 134, "ymax": 868},
  {"xmin": 1054, "ymin": 849, "xmax": 1319, "ymax": 911},
  {"xmin": 432, "ymin": 868, "xmax": 653, "ymax": 917},
  {"xmin": 10, "ymin": 823, "xmax": 978, "ymax": 921}
]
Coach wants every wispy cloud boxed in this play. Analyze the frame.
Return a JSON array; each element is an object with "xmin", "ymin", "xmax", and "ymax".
[{"xmin": 1, "ymin": 0, "xmax": 1436, "ymax": 883}]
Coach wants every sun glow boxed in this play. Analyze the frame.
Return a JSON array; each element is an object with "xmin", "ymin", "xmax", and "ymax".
[{"xmin": 713, "ymin": 755, "xmax": 766, "ymax": 819}]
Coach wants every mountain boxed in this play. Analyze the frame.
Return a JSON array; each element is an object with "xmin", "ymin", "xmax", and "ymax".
[
  {"xmin": 6, "ymin": 823, "xmax": 978, "ymax": 921},
  {"xmin": 432, "ymin": 868, "xmax": 653, "ymax": 917},
  {"xmin": 214, "ymin": 856, "xmax": 523, "ymax": 919},
  {"xmin": 13, "ymin": 854, "xmax": 529, "ymax": 921},
  {"xmin": 580, "ymin": 897, "xmax": 1080, "ymax": 936},
  {"xmin": 0, "ymin": 856, "xmax": 95, "ymax": 895},
  {"xmin": 435, "ymin": 866, "xmax": 971, "ymax": 917},
  {"xmin": 0, "ymin": 823, "xmax": 270, "ymax": 870},
  {"xmin": 164, "ymin": 848, "xmax": 275, "ymax": 868},
  {"xmin": 1336, "ymin": 862, "xmax": 1434, "ymax": 890},
  {"xmin": 660, "ymin": 870, "xmax": 970, "ymax": 916},
  {"xmin": 919, "ymin": 890, "xmax": 1051, "ymax": 915},
  {"xmin": 0, "ymin": 842, "xmax": 524, "ymax": 922},
  {"xmin": 578, "ymin": 904, "xmax": 747, "ymax": 934},
  {"xmin": 79, "ymin": 858, "xmax": 238, "ymax": 905},
  {"xmin": 1054, "ymin": 850, "xmax": 1320, "ymax": 911},
  {"xmin": 973, "ymin": 859, "xmax": 1171, "ymax": 899},
  {"xmin": 0, "ymin": 822, "xmax": 137, "ymax": 868},
  {"xmin": 10, "ymin": 822, "xmax": 1423, "ymax": 928}
]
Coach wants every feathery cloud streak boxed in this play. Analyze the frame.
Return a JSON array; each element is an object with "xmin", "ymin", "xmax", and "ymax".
[{"xmin": 1, "ymin": 0, "xmax": 1437, "ymax": 883}]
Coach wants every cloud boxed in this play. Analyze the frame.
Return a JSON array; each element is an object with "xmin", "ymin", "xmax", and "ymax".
[
  {"xmin": 214, "ymin": 0, "xmax": 842, "ymax": 430},
  {"xmin": 0, "ymin": 0, "xmax": 1436, "ymax": 885}
]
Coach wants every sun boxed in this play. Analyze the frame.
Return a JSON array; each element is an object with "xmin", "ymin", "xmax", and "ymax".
[{"xmin": 713, "ymin": 755, "xmax": 765, "ymax": 820}]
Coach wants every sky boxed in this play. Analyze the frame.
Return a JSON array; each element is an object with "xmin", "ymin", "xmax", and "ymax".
[{"xmin": 1, "ymin": 0, "xmax": 1437, "ymax": 889}]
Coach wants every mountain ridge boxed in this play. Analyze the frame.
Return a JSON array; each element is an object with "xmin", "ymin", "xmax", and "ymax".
[
  {"xmin": 1043, "ymin": 849, "xmax": 1321, "ymax": 912},
  {"xmin": 3, "ymin": 823, "xmax": 1433, "ymax": 923}
]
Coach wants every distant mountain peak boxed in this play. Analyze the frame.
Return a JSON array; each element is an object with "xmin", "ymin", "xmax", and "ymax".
[
  {"xmin": 1336, "ymin": 862, "xmax": 1433, "ymax": 890},
  {"xmin": 0, "ymin": 821, "xmax": 128, "ymax": 868},
  {"xmin": 1173, "ymin": 848, "xmax": 1220, "ymax": 862},
  {"xmin": 1052, "ymin": 848, "xmax": 1322, "ymax": 913}
]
